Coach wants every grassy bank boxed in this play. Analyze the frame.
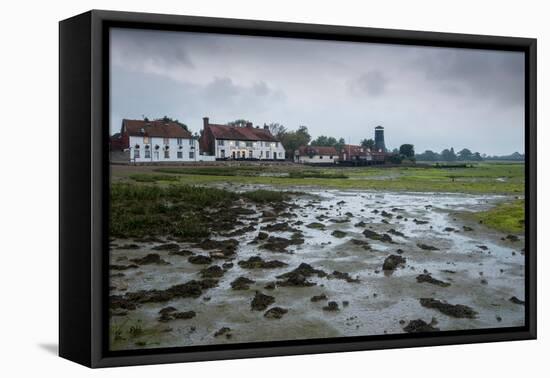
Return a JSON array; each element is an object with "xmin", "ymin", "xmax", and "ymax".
[
  {"xmin": 470, "ymin": 199, "xmax": 525, "ymax": 234},
  {"xmin": 112, "ymin": 162, "xmax": 525, "ymax": 195},
  {"xmin": 110, "ymin": 183, "xmax": 291, "ymax": 239}
]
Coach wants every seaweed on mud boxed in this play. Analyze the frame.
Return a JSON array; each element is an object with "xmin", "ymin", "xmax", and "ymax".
[
  {"xmin": 110, "ymin": 264, "xmax": 139, "ymax": 271},
  {"xmin": 331, "ymin": 230, "xmax": 347, "ymax": 238},
  {"xmin": 329, "ymin": 271, "xmax": 360, "ymax": 283},
  {"xmin": 419, "ymin": 298, "xmax": 477, "ymax": 318},
  {"xmin": 188, "ymin": 255, "xmax": 213, "ymax": 265},
  {"xmin": 417, "ymin": 243, "xmax": 439, "ymax": 251},
  {"xmin": 238, "ymin": 256, "xmax": 288, "ymax": 269},
  {"xmin": 264, "ymin": 307, "xmax": 288, "ymax": 319},
  {"xmin": 382, "ymin": 255, "xmax": 406, "ymax": 271},
  {"xmin": 251, "ymin": 292, "xmax": 276, "ymax": 311},
  {"xmin": 509, "ymin": 296, "xmax": 525, "ymax": 305},
  {"xmin": 416, "ymin": 274, "xmax": 451, "ymax": 287},
  {"xmin": 199, "ymin": 265, "xmax": 225, "ymax": 278},
  {"xmin": 109, "ymin": 279, "xmax": 218, "ymax": 311},
  {"xmin": 323, "ymin": 301, "xmax": 339, "ymax": 312},
  {"xmin": 403, "ymin": 319, "xmax": 440, "ymax": 333},
  {"xmin": 261, "ymin": 222, "xmax": 296, "ymax": 233},
  {"xmin": 214, "ymin": 327, "xmax": 232, "ymax": 339},
  {"xmin": 130, "ymin": 253, "xmax": 169, "ymax": 265},
  {"xmin": 306, "ymin": 222, "xmax": 326, "ymax": 230},
  {"xmin": 311, "ymin": 294, "xmax": 328, "ymax": 302},
  {"xmin": 387, "ymin": 229, "xmax": 406, "ymax": 238},
  {"xmin": 363, "ymin": 229, "xmax": 393, "ymax": 243},
  {"xmin": 152, "ymin": 243, "xmax": 180, "ymax": 251},
  {"xmin": 231, "ymin": 276, "xmax": 256, "ymax": 290}
]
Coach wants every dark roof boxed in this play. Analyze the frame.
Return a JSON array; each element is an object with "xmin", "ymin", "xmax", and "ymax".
[
  {"xmin": 206, "ymin": 123, "xmax": 278, "ymax": 142},
  {"xmin": 341, "ymin": 144, "xmax": 367, "ymax": 155},
  {"xmin": 297, "ymin": 146, "xmax": 338, "ymax": 156},
  {"xmin": 375, "ymin": 125, "xmax": 384, "ymax": 129},
  {"xmin": 123, "ymin": 119, "xmax": 193, "ymax": 138}
]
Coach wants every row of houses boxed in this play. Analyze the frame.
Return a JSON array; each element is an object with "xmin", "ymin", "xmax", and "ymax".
[
  {"xmin": 110, "ymin": 116, "xmax": 387, "ymax": 164},
  {"xmin": 294, "ymin": 144, "xmax": 385, "ymax": 165}
]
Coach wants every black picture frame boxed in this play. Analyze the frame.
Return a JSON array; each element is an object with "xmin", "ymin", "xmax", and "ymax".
[{"xmin": 59, "ymin": 9, "xmax": 537, "ymax": 368}]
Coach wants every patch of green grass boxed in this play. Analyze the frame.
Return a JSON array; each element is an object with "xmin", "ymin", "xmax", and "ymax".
[
  {"xmin": 155, "ymin": 166, "xmax": 265, "ymax": 177},
  {"xmin": 288, "ymin": 171, "xmax": 348, "ymax": 179},
  {"xmin": 470, "ymin": 199, "xmax": 525, "ymax": 234},
  {"xmin": 129, "ymin": 174, "xmax": 180, "ymax": 183},
  {"xmin": 110, "ymin": 182, "xmax": 292, "ymax": 238}
]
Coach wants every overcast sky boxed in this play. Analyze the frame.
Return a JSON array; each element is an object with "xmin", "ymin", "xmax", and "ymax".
[{"xmin": 110, "ymin": 28, "xmax": 525, "ymax": 155}]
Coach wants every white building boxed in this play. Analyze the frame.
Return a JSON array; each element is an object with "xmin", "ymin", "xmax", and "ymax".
[
  {"xmin": 199, "ymin": 117, "xmax": 286, "ymax": 160},
  {"xmin": 110, "ymin": 119, "xmax": 215, "ymax": 163},
  {"xmin": 295, "ymin": 146, "xmax": 339, "ymax": 164}
]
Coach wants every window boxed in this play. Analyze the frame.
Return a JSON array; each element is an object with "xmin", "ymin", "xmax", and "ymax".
[
  {"xmin": 177, "ymin": 138, "xmax": 183, "ymax": 145},
  {"xmin": 189, "ymin": 151, "xmax": 195, "ymax": 159},
  {"xmin": 266, "ymin": 151, "xmax": 270, "ymax": 159},
  {"xmin": 276, "ymin": 142, "xmax": 279, "ymax": 148},
  {"xmin": 144, "ymin": 149, "xmax": 151, "ymax": 159},
  {"xmin": 320, "ymin": 156, "xmax": 324, "ymax": 159},
  {"xmin": 246, "ymin": 141, "xmax": 253, "ymax": 147},
  {"xmin": 273, "ymin": 152, "xmax": 277, "ymax": 159},
  {"xmin": 220, "ymin": 150, "xmax": 225, "ymax": 158},
  {"xmin": 177, "ymin": 151, "xmax": 183, "ymax": 159},
  {"xmin": 164, "ymin": 150, "xmax": 170, "ymax": 159},
  {"xmin": 248, "ymin": 150, "xmax": 253, "ymax": 158},
  {"xmin": 154, "ymin": 151, "xmax": 159, "ymax": 160},
  {"xmin": 218, "ymin": 140, "xmax": 225, "ymax": 146},
  {"xmin": 241, "ymin": 151, "xmax": 245, "ymax": 158},
  {"xmin": 189, "ymin": 139, "xmax": 194, "ymax": 146},
  {"xmin": 134, "ymin": 149, "xmax": 140, "ymax": 159},
  {"xmin": 143, "ymin": 136, "xmax": 149, "ymax": 144},
  {"xmin": 329, "ymin": 156, "xmax": 333, "ymax": 159},
  {"xmin": 163, "ymin": 137, "xmax": 169, "ymax": 145}
]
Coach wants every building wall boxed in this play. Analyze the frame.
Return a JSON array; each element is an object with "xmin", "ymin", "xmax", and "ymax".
[
  {"xmin": 128, "ymin": 136, "xmax": 200, "ymax": 163},
  {"xmin": 214, "ymin": 139, "xmax": 286, "ymax": 160},
  {"xmin": 296, "ymin": 154, "xmax": 338, "ymax": 164}
]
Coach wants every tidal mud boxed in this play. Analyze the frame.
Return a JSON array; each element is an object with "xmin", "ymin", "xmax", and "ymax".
[{"xmin": 109, "ymin": 188, "xmax": 525, "ymax": 350}]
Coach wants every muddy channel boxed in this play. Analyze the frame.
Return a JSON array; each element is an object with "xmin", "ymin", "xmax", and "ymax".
[{"xmin": 109, "ymin": 187, "xmax": 525, "ymax": 350}]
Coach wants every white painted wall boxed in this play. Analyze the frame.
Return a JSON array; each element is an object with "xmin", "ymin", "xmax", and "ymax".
[
  {"xmin": 296, "ymin": 154, "xmax": 338, "ymax": 164},
  {"xmin": 214, "ymin": 139, "xmax": 286, "ymax": 159},
  {"xmin": 129, "ymin": 135, "xmax": 200, "ymax": 163}
]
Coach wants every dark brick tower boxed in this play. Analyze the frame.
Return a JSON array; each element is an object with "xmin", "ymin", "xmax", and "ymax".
[{"xmin": 374, "ymin": 125, "xmax": 386, "ymax": 152}]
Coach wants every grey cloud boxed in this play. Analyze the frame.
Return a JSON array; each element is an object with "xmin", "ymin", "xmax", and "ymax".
[
  {"xmin": 349, "ymin": 71, "xmax": 389, "ymax": 97},
  {"xmin": 416, "ymin": 48, "xmax": 524, "ymax": 106}
]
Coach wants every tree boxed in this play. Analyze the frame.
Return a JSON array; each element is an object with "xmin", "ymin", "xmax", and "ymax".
[
  {"xmin": 441, "ymin": 147, "xmax": 457, "ymax": 162},
  {"xmin": 156, "ymin": 116, "xmax": 188, "ymax": 131},
  {"xmin": 266, "ymin": 122, "xmax": 287, "ymax": 137},
  {"xmin": 277, "ymin": 125, "xmax": 311, "ymax": 159},
  {"xmin": 471, "ymin": 152, "xmax": 483, "ymax": 161},
  {"xmin": 360, "ymin": 138, "xmax": 375, "ymax": 150},
  {"xmin": 227, "ymin": 119, "xmax": 250, "ymax": 127},
  {"xmin": 335, "ymin": 138, "xmax": 346, "ymax": 153},
  {"xmin": 457, "ymin": 148, "xmax": 473, "ymax": 161},
  {"xmin": 416, "ymin": 150, "xmax": 439, "ymax": 161},
  {"xmin": 311, "ymin": 135, "xmax": 338, "ymax": 147},
  {"xmin": 399, "ymin": 144, "xmax": 415, "ymax": 158}
]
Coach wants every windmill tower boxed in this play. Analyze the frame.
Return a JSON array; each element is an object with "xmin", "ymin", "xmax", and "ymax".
[{"xmin": 374, "ymin": 125, "xmax": 386, "ymax": 152}]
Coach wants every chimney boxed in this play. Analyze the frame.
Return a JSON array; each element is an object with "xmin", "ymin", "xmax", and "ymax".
[
  {"xmin": 246, "ymin": 122, "xmax": 253, "ymax": 128},
  {"xmin": 263, "ymin": 123, "xmax": 269, "ymax": 130},
  {"xmin": 203, "ymin": 117, "xmax": 209, "ymax": 129}
]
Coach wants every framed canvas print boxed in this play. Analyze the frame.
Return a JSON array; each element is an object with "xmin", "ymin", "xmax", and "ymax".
[{"xmin": 59, "ymin": 10, "xmax": 536, "ymax": 368}]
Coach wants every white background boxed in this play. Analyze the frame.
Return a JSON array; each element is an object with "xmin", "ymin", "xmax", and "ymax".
[{"xmin": 0, "ymin": 0, "xmax": 546, "ymax": 376}]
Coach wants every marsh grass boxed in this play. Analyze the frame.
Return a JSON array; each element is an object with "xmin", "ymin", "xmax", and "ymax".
[
  {"xmin": 470, "ymin": 199, "xmax": 525, "ymax": 234},
  {"xmin": 110, "ymin": 183, "xmax": 291, "ymax": 238},
  {"xmin": 129, "ymin": 174, "xmax": 180, "ymax": 183}
]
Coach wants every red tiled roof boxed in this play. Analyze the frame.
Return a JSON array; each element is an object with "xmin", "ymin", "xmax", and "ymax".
[
  {"xmin": 297, "ymin": 146, "xmax": 338, "ymax": 156},
  {"xmin": 207, "ymin": 124, "xmax": 278, "ymax": 142},
  {"xmin": 341, "ymin": 144, "xmax": 368, "ymax": 155},
  {"xmin": 122, "ymin": 119, "xmax": 193, "ymax": 139}
]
